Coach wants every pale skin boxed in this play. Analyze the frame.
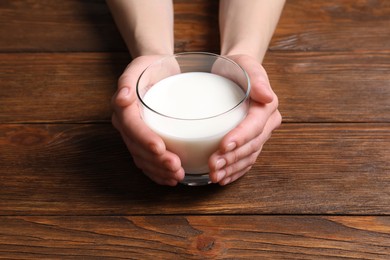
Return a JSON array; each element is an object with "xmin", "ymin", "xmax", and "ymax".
[{"xmin": 107, "ymin": 0, "xmax": 284, "ymax": 186}]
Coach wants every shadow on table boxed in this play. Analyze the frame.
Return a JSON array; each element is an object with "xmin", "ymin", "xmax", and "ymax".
[{"xmin": 64, "ymin": 125, "xmax": 226, "ymax": 213}]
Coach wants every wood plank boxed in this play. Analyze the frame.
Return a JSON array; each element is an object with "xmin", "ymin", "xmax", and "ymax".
[
  {"xmin": 1, "ymin": 0, "xmax": 389, "ymax": 52},
  {"xmin": 1, "ymin": 51, "xmax": 389, "ymax": 123},
  {"xmin": 0, "ymin": 0, "xmax": 127, "ymax": 52},
  {"xmin": 1, "ymin": 123, "xmax": 389, "ymax": 215},
  {"xmin": 0, "ymin": 52, "xmax": 129, "ymax": 123},
  {"xmin": 0, "ymin": 0, "xmax": 219, "ymax": 53},
  {"xmin": 173, "ymin": 0, "xmax": 220, "ymax": 53},
  {"xmin": 265, "ymin": 51, "xmax": 390, "ymax": 123},
  {"xmin": 0, "ymin": 216, "xmax": 389, "ymax": 259},
  {"xmin": 271, "ymin": 0, "xmax": 390, "ymax": 51}
]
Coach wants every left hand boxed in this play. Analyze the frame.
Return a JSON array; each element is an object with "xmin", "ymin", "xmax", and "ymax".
[
  {"xmin": 111, "ymin": 55, "xmax": 184, "ymax": 186},
  {"xmin": 208, "ymin": 54, "xmax": 282, "ymax": 185}
]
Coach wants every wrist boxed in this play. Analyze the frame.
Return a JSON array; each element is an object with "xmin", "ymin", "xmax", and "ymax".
[
  {"xmin": 221, "ymin": 45, "xmax": 266, "ymax": 63},
  {"xmin": 129, "ymin": 30, "xmax": 174, "ymax": 58},
  {"xmin": 131, "ymin": 45, "xmax": 174, "ymax": 58}
]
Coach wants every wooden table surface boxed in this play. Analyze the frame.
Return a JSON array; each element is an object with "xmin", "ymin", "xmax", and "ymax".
[{"xmin": 1, "ymin": 0, "xmax": 389, "ymax": 259}]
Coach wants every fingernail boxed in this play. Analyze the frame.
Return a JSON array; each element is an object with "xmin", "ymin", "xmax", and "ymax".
[
  {"xmin": 216, "ymin": 170, "xmax": 226, "ymax": 182},
  {"xmin": 116, "ymin": 88, "xmax": 130, "ymax": 107},
  {"xmin": 225, "ymin": 142, "xmax": 236, "ymax": 152},
  {"xmin": 119, "ymin": 87, "xmax": 129, "ymax": 97},
  {"xmin": 163, "ymin": 159, "xmax": 173, "ymax": 170},
  {"xmin": 149, "ymin": 142, "xmax": 163, "ymax": 155},
  {"xmin": 220, "ymin": 177, "xmax": 231, "ymax": 186},
  {"xmin": 215, "ymin": 158, "xmax": 226, "ymax": 170}
]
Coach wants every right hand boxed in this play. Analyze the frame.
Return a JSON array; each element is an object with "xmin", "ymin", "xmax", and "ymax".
[
  {"xmin": 111, "ymin": 55, "xmax": 185, "ymax": 186},
  {"xmin": 208, "ymin": 54, "xmax": 282, "ymax": 185}
]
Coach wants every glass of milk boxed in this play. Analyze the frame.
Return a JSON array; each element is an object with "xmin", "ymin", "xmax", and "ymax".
[{"xmin": 136, "ymin": 52, "xmax": 250, "ymax": 186}]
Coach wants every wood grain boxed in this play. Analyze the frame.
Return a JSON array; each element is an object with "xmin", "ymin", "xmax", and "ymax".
[
  {"xmin": 1, "ymin": 0, "xmax": 389, "ymax": 53},
  {"xmin": 271, "ymin": 0, "xmax": 390, "ymax": 51},
  {"xmin": 1, "ymin": 1, "xmax": 389, "ymax": 258},
  {"xmin": 1, "ymin": 51, "xmax": 389, "ymax": 123},
  {"xmin": 173, "ymin": 0, "xmax": 220, "ymax": 53},
  {"xmin": 265, "ymin": 50, "xmax": 390, "ymax": 123},
  {"xmin": 0, "ymin": 0, "xmax": 219, "ymax": 53},
  {"xmin": 0, "ymin": 52, "xmax": 128, "ymax": 123},
  {"xmin": 0, "ymin": 0, "xmax": 127, "ymax": 52},
  {"xmin": 0, "ymin": 216, "xmax": 389, "ymax": 259},
  {"xmin": 1, "ymin": 123, "xmax": 388, "ymax": 215}
]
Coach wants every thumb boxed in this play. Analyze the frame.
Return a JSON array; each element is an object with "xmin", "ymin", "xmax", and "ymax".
[
  {"xmin": 229, "ymin": 55, "xmax": 274, "ymax": 104},
  {"xmin": 111, "ymin": 86, "xmax": 135, "ymax": 109},
  {"xmin": 113, "ymin": 55, "xmax": 172, "ymax": 108}
]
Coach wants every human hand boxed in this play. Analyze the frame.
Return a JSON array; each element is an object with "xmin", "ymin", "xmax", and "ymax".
[
  {"xmin": 209, "ymin": 54, "xmax": 282, "ymax": 185},
  {"xmin": 111, "ymin": 55, "xmax": 185, "ymax": 186}
]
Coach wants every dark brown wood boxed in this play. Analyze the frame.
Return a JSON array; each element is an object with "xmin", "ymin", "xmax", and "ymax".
[
  {"xmin": 0, "ymin": 216, "xmax": 389, "ymax": 259},
  {"xmin": 0, "ymin": 52, "xmax": 129, "ymax": 123},
  {"xmin": 265, "ymin": 50, "xmax": 390, "ymax": 123},
  {"xmin": 0, "ymin": 0, "xmax": 219, "ymax": 53},
  {"xmin": 1, "ymin": 123, "xmax": 389, "ymax": 215},
  {"xmin": 1, "ymin": 51, "xmax": 389, "ymax": 123},
  {"xmin": 0, "ymin": 53, "xmax": 130, "ymax": 122},
  {"xmin": 1, "ymin": 0, "xmax": 389, "ymax": 258},
  {"xmin": 173, "ymin": 0, "xmax": 220, "ymax": 53},
  {"xmin": 0, "ymin": 0, "xmax": 127, "ymax": 52},
  {"xmin": 271, "ymin": 0, "xmax": 390, "ymax": 51},
  {"xmin": 1, "ymin": 0, "xmax": 389, "ymax": 53}
]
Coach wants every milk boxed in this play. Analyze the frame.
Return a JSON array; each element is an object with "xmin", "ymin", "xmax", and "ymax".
[{"xmin": 141, "ymin": 72, "xmax": 248, "ymax": 174}]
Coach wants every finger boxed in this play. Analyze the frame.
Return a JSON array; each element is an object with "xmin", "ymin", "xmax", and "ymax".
[
  {"xmin": 210, "ymin": 110, "xmax": 282, "ymax": 183},
  {"xmin": 221, "ymin": 109, "xmax": 281, "ymax": 167},
  {"xmin": 209, "ymin": 104, "xmax": 269, "ymax": 172},
  {"xmin": 118, "ymin": 55, "xmax": 171, "ymax": 89},
  {"xmin": 111, "ymin": 87, "xmax": 136, "ymax": 109},
  {"xmin": 112, "ymin": 55, "xmax": 172, "ymax": 109},
  {"xmin": 210, "ymin": 138, "xmax": 262, "ymax": 176},
  {"xmin": 113, "ymin": 85, "xmax": 166, "ymax": 155},
  {"xmin": 132, "ymin": 147, "xmax": 183, "ymax": 176},
  {"xmin": 143, "ymin": 169, "xmax": 181, "ymax": 187},
  {"xmin": 117, "ymin": 119, "xmax": 183, "ymax": 174},
  {"xmin": 125, "ymin": 104, "xmax": 166, "ymax": 155},
  {"xmin": 219, "ymin": 166, "xmax": 252, "ymax": 186},
  {"xmin": 211, "ymin": 150, "xmax": 259, "ymax": 183},
  {"xmin": 122, "ymin": 133, "xmax": 185, "ymax": 185},
  {"xmin": 118, "ymin": 55, "xmax": 181, "ymax": 94},
  {"xmin": 247, "ymin": 64, "xmax": 274, "ymax": 104},
  {"xmin": 221, "ymin": 97, "xmax": 278, "ymax": 154},
  {"xmin": 225, "ymin": 109, "xmax": 281, "ymax": 162},
  {"xmin": 113, "ymin": 112, "xmax": 184, "ymax": 183},
  {"xmin": 228, "ymin": 55, "xmax": 274, "ymax": 103},
  {"xmin": 140, "ymin": 161, "xmax": 185, "ymax": 185}
]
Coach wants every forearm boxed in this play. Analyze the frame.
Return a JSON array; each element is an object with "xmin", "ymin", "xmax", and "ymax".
[
  {"xmin": 106, "ymin": 0, "xmax": 174, "ymax": 57},
  {"xmin": 219, "ymin": 0, "xmax": 285, "ymax": 62}
]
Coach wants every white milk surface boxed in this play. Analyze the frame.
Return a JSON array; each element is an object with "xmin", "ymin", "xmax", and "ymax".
[{"xmin": 142, "ymin": 72, "xmax": 248, "ymax": 174}]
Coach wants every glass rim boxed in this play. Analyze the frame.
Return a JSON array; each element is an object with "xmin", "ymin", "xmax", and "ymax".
[{"xmin": 136, "ymin": 52, "xmax": 251, "ymax": 121}]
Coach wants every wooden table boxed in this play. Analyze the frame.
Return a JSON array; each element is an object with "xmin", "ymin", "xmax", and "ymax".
[{"xmin": 1, "ymin": 0, "xmax": 389, "ymax": 258}]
